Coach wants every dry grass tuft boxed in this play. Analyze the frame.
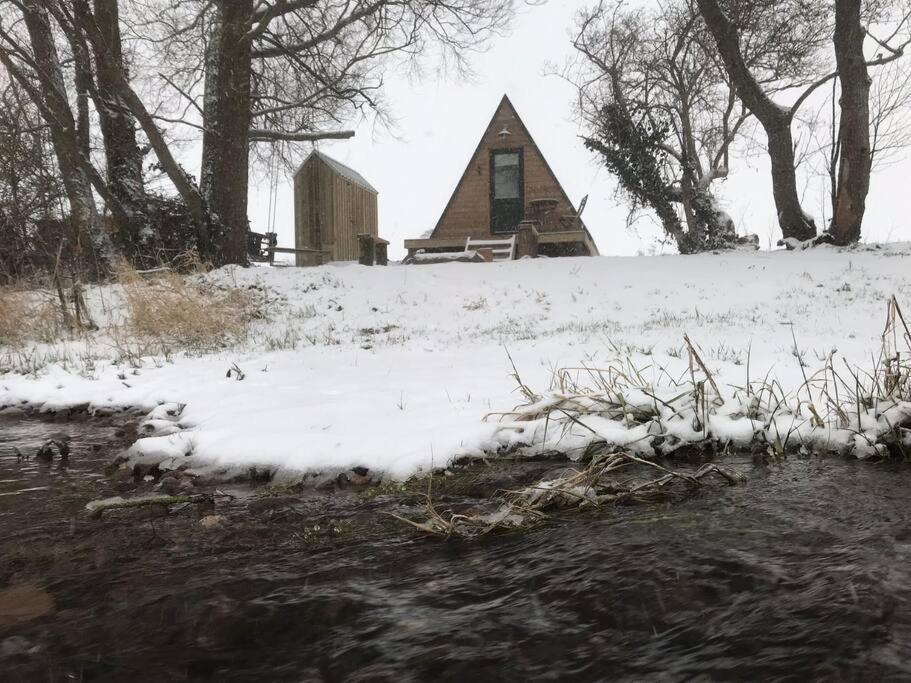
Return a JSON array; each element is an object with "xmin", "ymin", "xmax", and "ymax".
[
  {"xmin": 0, "ymin": 288, "xmax": 32, "ymax": 346},
  {"xmin": 0, "ymin": 286, "xmax": 66, "ymax": 347},
  {"xmin": 1, "ymin": 254, "xmax": 263, "ymax": 370},
  {"xmin": 115, "ymin": 258, "xmax": 259, "ymax": 351}
]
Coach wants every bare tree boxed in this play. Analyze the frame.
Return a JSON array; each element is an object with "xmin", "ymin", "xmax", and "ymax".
[
  {"xmin": 696, "ymin": 0, "xmax": 910, "ymax": 245},
  {"xmin": 34, "ymin": 0, "xmax": 153, "ymax": 256},
  {"xmin": 68, "ymin": 0, "xmax": 223, "ymax": 257},
  {"xmin": 829, "ymin": 0, "xmax": 911, "ymax": 243},
  {"xmin": 573, "ymin": 1, "xmax": 740, "ymax": 252},
  {"xmin": 0, "ymin": 0, "xmax": 116, "ymax": 276},
  {"xmin": 0, "ymin": 74, "xmax": 65, "ymax": 281},
  {"xmin": 2, "ymin": 0, "xmax": 218, "ymax": 271},
  {"xmin": 869, "ymin": 58, "xmax": 911, "ymax": 164},
  {"xmin": 695, "ymin": 0, "xmax": 832, "ymax": 242},
  {"xmin": 571, "ymin": 0, "xmax": 821, "ymax": 251},
  {"xmin": 82, "ymin": 0, "xmax": 149, "ymax": 252}
]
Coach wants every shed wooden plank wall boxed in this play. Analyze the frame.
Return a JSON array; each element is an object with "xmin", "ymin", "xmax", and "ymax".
[
  {"xmin": 431, "ymin": 97, "xmax": 578, "ymax": 241},
  {"xmin": 329, "ymin": 173, "xmax": 378, "ymax": 261},
  {"xmin": 294, "ymin": 155, "xmax": 378, "ymax": 265}
]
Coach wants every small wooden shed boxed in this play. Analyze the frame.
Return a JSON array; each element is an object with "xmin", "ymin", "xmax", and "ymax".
[
  {"xmin": 293, "ymin": 151, "xmax": 379, "ymax": 266},
  {"xmin": 404, "ymin": 95, "xmax": 598, "ymax": 259}
]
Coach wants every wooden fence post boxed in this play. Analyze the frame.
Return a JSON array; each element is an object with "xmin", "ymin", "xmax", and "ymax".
[
  {"xmin": 516, "ymin": 221, "xmax": 540, "ymax": 258},
  {"xmin": 375, "ymin": 238, "xmax": 389, "ymax": 266},
  {"xmin": 358, "ymin": 233, "xmax": 376, "ymax": 266}
]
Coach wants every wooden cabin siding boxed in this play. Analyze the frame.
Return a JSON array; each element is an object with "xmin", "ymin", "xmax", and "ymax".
[
  {"xmin": 431, "ymin": 97, "xmax": 578, "ymax": 241},
  {"xmin": 294, "ymin": 156, "xmax": 329, "ymax": 265},
  {"xmin": 294, "ymin": 154, "xmax": 378, "ymax": 265},
  {"xmin": 329, "ymin": 173, "xmax": 378, "ymax": 261}
]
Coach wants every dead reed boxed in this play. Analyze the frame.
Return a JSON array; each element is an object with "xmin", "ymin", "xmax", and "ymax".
[
  {"xmin": 0, "ymin": 285, "xmax": 66, "ymax": 347},
  {"xmin": 390, "ymin": 452, "xmax": 744, "ymax": 539},
  {"xmin": 501, "ymin": 452, "xmax": 744, "ymax": 511},
  {"xmin": 114, "ymin": 257, "xmax": 259, "ymax": 351},
  {"xmin": 487, "ymin": 295, "xmax": 911, "ymax": 463}
]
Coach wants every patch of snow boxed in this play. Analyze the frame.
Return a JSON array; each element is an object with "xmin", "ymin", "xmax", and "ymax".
[
  {"xmin": 407, "ymin": 250, "xmax": 478, "ymax": 263},
  {"xmin": 2, "ymin": 244, "xmax": 911, "ymax": 479}
]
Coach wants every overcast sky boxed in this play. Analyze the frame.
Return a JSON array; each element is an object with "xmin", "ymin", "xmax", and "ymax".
[{"xmin": 247, "ymin": 0, "xmax": 911, "ymax": 259}]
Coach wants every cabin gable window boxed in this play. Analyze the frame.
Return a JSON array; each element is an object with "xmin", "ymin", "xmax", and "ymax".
[{"xmin": 489, "ymin": 149, "xmax": 524, "ymax": 233}]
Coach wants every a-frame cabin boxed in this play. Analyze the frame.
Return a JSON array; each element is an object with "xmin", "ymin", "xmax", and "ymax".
[{"xmin": 404, "ymin": 95, "xmax": 598, "ymax": 259}]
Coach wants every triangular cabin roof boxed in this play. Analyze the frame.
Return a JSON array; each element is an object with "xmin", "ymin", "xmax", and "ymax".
[
  {"xmin": 430, "ymin": 94, "xmax": 584, "ymax": 238},
  {"xmin": 296, "ymin": 150, "xmax": 378, "ymax": 194}
]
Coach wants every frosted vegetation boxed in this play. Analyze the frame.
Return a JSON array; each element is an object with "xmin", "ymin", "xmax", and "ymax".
[{"xmin": 1, "ymin": 245, "xmax": 910, "ymax": 483}]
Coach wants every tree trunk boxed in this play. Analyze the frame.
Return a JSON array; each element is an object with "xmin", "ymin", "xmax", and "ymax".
[
  {"xmin": 201, "ymin": 0, "xmax": 254, "ymax": 266},
  {"xmin": 765, "ymin": 119, "xmax": 817, "ymax": 242},
  {"xmin": 830, "ymin": 0, "xmax": 871, "ymax": 245},
  {"xmin": 678, "ymin": 160, "xmax": 706, "ymax": 250},
  {"xmin": 73, "ymin": 49, "xmax": 92, "ymax": 160},
  {"xmin": 71, "ymin": 0, "xmax": 209, "ymax": 247},
  {"xmin": 19, "ymin": 0, "xmax": 114, "ymax": 276},
  {"xmin": 90, "ymin": 0, "xmax": 149, "ymax": 253},
  {"xmin": 696, "ymin": 0, "xmax": 817, "ymax": 242}
]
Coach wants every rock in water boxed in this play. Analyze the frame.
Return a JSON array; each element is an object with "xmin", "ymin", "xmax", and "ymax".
[
  {"xmin": 199, "ymin": 515, "xmax": 226, "ymax": 529},
  {"xmin": 0, "ymin": 584, "xmax": 55, "ymax": 628},
  {"xmin": 0, "ymin": 636, "xmax": 37, "ymax": 659},
  {"xmin": 34, "ymin": 441, "xmax": 55, "ymax": 463},
  {"xmin": 34, "ymin": 438, "xmax": 70, "ymax": 464}
]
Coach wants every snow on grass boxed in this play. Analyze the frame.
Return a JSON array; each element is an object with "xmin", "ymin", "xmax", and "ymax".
[{"xmin": 1, "ymin": 243, "xmax": 911, "ymax": 479}]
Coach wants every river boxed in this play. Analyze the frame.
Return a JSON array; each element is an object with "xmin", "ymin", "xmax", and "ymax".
[{"xmin": 2, "ymin": 416, "xmax": 910, "ymax": 681}]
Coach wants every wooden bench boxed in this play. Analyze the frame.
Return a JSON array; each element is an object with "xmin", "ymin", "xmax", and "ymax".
[{"xmin": 465, "ymin": 235, "xmax": 516, "ymax": 261}]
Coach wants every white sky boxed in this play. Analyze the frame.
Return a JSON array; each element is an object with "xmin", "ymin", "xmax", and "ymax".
[{"xmin": 246, "ymin": 0, "xmax": 911, "ymax": 259}]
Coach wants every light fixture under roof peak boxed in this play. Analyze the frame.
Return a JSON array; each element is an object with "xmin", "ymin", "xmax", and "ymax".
[{"xmin": 498, "ymin": 126, "xmax": 512, "ymax": 137}]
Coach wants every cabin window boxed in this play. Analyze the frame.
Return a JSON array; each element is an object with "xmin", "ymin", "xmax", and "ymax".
[
  {"xmin": 490, "ymin": 150, "xmax": 524, "ymax": 233},
  {"xmin": 492, "ymin": 152, "xmax": 521, "ymax": 199}
]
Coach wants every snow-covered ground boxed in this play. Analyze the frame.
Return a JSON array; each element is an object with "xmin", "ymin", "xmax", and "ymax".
[{"xmin": 2, "ymin": 244, "xmax": 910, "ymax": 479}]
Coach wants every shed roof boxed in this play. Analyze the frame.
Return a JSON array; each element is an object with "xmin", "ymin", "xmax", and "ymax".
[{"xmin": 299, "ymin": 150, "xmax": 378, "ymax": 194}]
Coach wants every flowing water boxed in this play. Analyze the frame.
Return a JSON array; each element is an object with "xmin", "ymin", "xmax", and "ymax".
[{"xmin": 2, "ymin": 415, "xmax": 911, "ymax": 681}]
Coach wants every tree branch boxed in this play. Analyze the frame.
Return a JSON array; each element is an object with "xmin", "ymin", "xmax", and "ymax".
[
  {"xmin": 252, "ymin": 1, "xmax": 387, "ymax": 59},
  {"xmin": 249, "ymin": 128, "xmax": 355, "ymax": 141}
]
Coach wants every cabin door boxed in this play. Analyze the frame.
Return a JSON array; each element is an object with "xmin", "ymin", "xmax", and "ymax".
[{"xmin": 490, "ymin": 150, "xmax": 524, "ymax": 233}]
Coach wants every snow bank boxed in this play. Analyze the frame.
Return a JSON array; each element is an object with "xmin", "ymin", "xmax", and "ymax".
[{"xmin": 2, "ymin": 244, "xmax": 910, "ymax": 479}]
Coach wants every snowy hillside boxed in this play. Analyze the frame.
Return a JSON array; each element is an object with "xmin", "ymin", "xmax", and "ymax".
[{"xmin": 2, "ymin": 244, "xmax": 911, "ymax": 480}]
